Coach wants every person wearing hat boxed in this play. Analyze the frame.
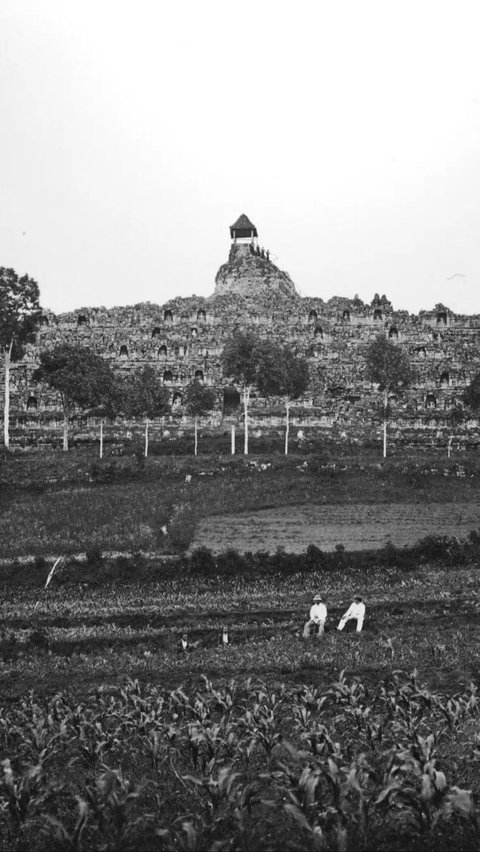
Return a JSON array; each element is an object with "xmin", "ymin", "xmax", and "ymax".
[
  {"xmin": 303, "ymin": 594, "xmax": 327, "ymax": 638},
  {"xmin": 337, "ymin": 596, "xmax": 366, "ymax": 633}
]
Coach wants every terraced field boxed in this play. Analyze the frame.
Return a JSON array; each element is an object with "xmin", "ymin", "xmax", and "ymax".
[{"xmin": 190, "ymin": 501, "xmax": 480, "ymax": 553}]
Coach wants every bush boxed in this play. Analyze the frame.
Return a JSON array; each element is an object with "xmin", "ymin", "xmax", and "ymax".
[
  {"xmin": 116, "ymin": 555, "xmax": 132, "ymax": 571},
  {"xmin": 305, "ymin": 543, "xmax": 325, "ymax": 570},
  {"xmin": 131, "ymin": 551, "xmax": 148, "ymax": 571},
  {"xmin": 468, "ymin": 529, "xmax": 480, "ymax": 548},
  {"xmin": 168, "ymin": 503, "xmax": 196, "ymax": 550},
  {"xmin": 414, "ymin": 535, "xmax": 466, "ymax": 567},
  {"xmin": 269, "ymin": 546, "xmax": 300, "ymax": 573},
  {"xmin": 216, "ymin": 548, "xmax": 249, "ymax": 575},
  {"xmin": 85, "ymin": 546, "xmax": 104, "ymax": 568},
  {"xmin": 188, "ymin": 546, "xmax": 217, "ymax": 574},
  {"xmin": 382, "ymin": 541, "xmax": 399, "ymax": 567}
]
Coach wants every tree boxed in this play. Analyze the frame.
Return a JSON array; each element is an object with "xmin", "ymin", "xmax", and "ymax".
[
  {"xmin": 221, "ymin": 331, "xmax": 308, "ymax": 455},
  {"xmin": 255, "ymin": 342, "xmax": 309, "ymax": 454},
  {"xmin": 184, "ymin": 380, "xmax": 217, "ymax": 455},
  {"xmin": 446, "ymin": 403, "xmax": 464, "ymax": 458},
  {"xmin": 33, "ymin": 344, "xmax": 117, "ymax": 451},
  {"xmin": 121, "ymin": 366, "xmax": 171, "ymax": 457},
  {"xmin": 122, "ymin": 365, "xmax": 170, "ymax": 419},
  {"xmin": 221, "ymin": 331, "xmax": 262, "ymax": 455},
  {"xmin": 365, "ymin": 335, "xmax": 412, "ymax": 458},
  {"xmin": 279, "ymin": 349, "xmax": 309, "ymax": 455},
  {"xmin": 0, "ymin": 268, "xmax": 41, "ymax": 449},
  {"xmin": 458, "ymin": 373, "xmax": 480, "ymax": 458},
  {"xmin": 463, "ymin": 374, "xmax": 480, "ymax": 411}
]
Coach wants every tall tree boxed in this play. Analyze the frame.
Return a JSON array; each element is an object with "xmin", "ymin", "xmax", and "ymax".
[
  {"xmin": 459, "ymin": 373, "xmax": 480, "ymax": 459},
  {"xmin": 221, "ymin": 331, "xmax": 308, "ymax": 454},
  {"xmin": 255, "ymin": 342, "xmax": 309, "ymax": 454},
  {"xmin": 122, "ymin": 365, "xmax": 170, "ymax": 419},
  {"xmin": 184, "ymin": 380, "xmax": 216, "ymax": 455},
  {"xmin": 280, "ymin": 349, "xmax": 309, "ymax": 455},
  {"xmin": 365, "ymin": 335, "xmax": 412, "ymax": 458},
  {"xmin": 445, "ymin": 403, "xmax": 464, "ymax": 458},
  {"xmin": 463, "ymin": 373, "xmax": 480, "ymax": 411},
  {"xmin": 33, "ymin": 343, "xmax": 117, "ymax": 451},
  {"xmin": 0, "ymin": 268, "xmax": 41, "ymax": 449},
  {"xmin": 121, "ymin": 365, "xmax": 171, "ymax": 457},
  {"xmin": 221, "ymin": 331, "xmax": 263, "ymax": 455}
]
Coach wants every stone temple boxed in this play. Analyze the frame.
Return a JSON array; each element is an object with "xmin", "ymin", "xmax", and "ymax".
[{"xmin": 6, "ymin": 215, "xmax": 480, "ymax": 448}]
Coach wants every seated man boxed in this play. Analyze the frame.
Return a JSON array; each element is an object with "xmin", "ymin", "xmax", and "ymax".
[
  {"xmin": 303, "ymin": 594, "xmax": 327, "ymax": 638},
  {"xmin": 337, "ymin": 596, "xmax": 366, "ymax": 633}
]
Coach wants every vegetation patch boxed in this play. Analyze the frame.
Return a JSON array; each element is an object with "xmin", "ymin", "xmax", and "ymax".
[{"xmin": 2, "ymin": 452, "xmax": 480, "ymax": 558}]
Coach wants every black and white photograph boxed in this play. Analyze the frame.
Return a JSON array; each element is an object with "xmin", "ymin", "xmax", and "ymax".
[{"xmin": 1, "ymin": 1, "xmax": 480, "ymax": 849}]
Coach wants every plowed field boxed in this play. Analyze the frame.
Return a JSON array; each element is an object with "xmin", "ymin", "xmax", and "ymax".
[{"xmin": 190, "ymin": 502, "xmax": 480, "ymax": 553}]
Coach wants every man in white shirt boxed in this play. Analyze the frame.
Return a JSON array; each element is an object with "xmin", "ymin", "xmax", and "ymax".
[
  {"xmin": 337, "ymin": 596, "xmax": 366, "ymax": 633},
  {"xmin": 303, "ymin": 594, "xmax": 327, "ymax": 638}
]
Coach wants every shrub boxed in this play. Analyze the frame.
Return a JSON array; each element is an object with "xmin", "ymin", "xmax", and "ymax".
[
  {"xmin": 188, "ymin": 546, "xmax": 217, "ymax": 574},
  {"xmin": 85, "ymin": 545, "xmax": 104, "ymax": 568},
  {"xmin": 468, "ymin": 529, "xmax": 480, "ymax": 548},
  {"xmin": 168, "ymin": 503, "xmax": 196, "ymax": 550},
  {"xmin": 116, "ymin": 555, "xmax": 132, "ymax": 571},
  {"xmin": 268, "ymin": 545, "xmax": 300, "ymax": 573},
  {"xmin": 134, "ymin": 448, "xmax": 146, "ymax": 469},
  {"xmin": 305, "ymin": 543, "xmax": 325, "ymax": 570},
  {"xmin": 382, "ymin": 541, "xmax": 399, "ymax": 567},
  {"xmin": 132, "ymin": 551, "xmax": 148, "ymax": 571},
  {"xmin": 414, "ymin": 535, "xmax": 465, "ymax": 566},
  {"xmin": 29, "ymin": 627, "xmax": 49, "ymax": 648},
  {"xmin": 216, "ymin": 548, "xmax": 249, "ymax": 575}
]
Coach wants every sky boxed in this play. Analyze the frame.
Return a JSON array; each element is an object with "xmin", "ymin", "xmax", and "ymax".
[{"xmin": 1, "ymin": 0, "xmax": 480, "ymax": 316}]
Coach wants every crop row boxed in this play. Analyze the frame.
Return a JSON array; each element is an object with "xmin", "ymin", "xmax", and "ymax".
[
  {"xmin": 1, "ymin": 563, "xmax": 477, "ymax": 619},
  {"xmin": 1, "ymin": 672, "xmax": 479, "ymax": 851}
]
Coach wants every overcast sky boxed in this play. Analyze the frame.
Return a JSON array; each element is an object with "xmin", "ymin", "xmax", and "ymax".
[{"xmin": 1, "ymin": 1, "xmax": 480, "ymax": 315}]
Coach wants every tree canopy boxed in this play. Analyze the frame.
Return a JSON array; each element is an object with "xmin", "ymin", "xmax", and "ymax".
[
  {"xmin": 1, "ymin": 267, "xmax": 42, "ymax": 448},
  {"xmin": 221, "ymin": 331, "xmax": 309, "ymax": 398},
  {"xmin": 463, "ymin": 374, "xmax": 480, "ymax": 411},
  {"xmin": 33, "ymin": 343, "xmax": 116, "ymax": 413},
  {"xmin": 364, "ymin": 335, "xmax": 412, "ymax": 458},
  {"xmin": 0, "ymin": 267, "xmax": 41, "ymax": 357},
  {"xmin": 33, "ymin": 343, "xmax": 118, "ymax": 450},
  {"xmin": 184, "ymin": 380, "xmax": 217, "ymax": 455},
  {"xmin": 121, "ymin": 365, "xmax": 170, "ymax": 419},
  {"xmin": 252, "ymin": 341, "xmax": 309, "ymax": 400},
  {"xmin": 183, "ymin": 381, "xmax": 216, "ymax": 418},
  {"xmin": 220, "ymin": 331, "xmax": 262, "ymax": 387},
  {"xmin": 221, "ymin": 330, "xmax": 309, "ymax": 455},
  {"xmin": 364, "ymin": 335, "xmax": 413, "ymax": 391}
]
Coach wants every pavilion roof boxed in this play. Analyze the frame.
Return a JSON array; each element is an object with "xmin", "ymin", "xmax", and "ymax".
[{"xmin": 229, "ymin": 214, "xmax": 258, "ymax": 237}]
